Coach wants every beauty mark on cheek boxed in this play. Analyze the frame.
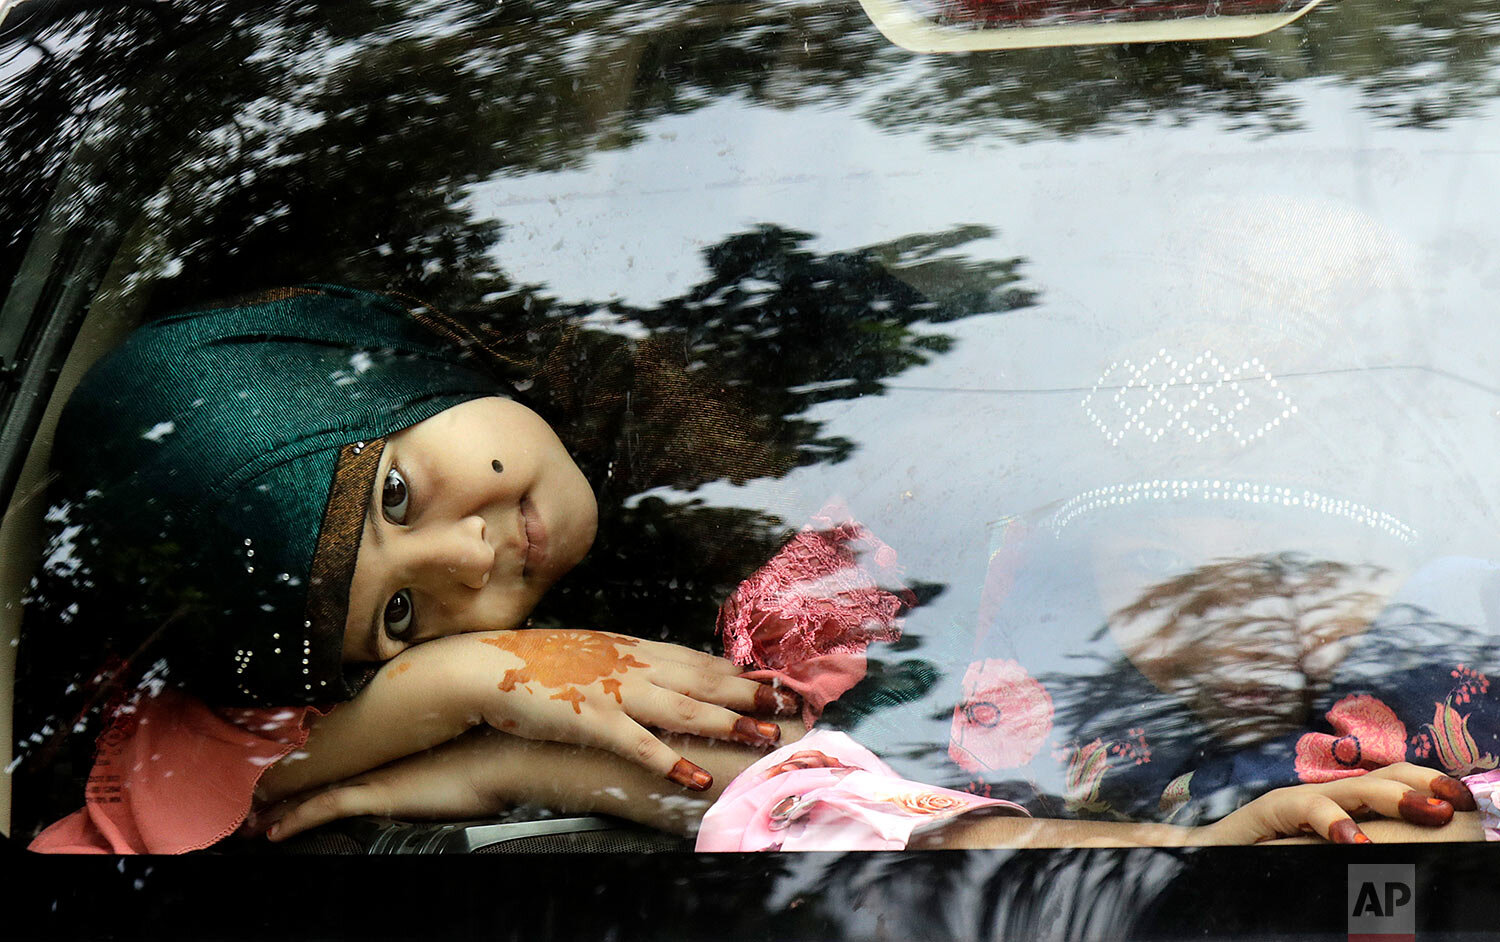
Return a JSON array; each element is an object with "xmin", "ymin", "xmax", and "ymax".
[{"xmin": 480, "ymin": 631, "xmax": 652, "ymax": 714}]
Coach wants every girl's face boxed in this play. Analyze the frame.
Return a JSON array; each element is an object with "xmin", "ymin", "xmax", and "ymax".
[{"xmin": 340, "ymin": 396, "xmax": 598, "ymax": 662}]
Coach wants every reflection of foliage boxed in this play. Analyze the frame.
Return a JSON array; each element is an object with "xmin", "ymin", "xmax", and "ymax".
[
  {"xmin": 1, "ymin": 0, "xmax": 901, "ymax": 298},
  {"xmin": 542, "ymin": 498, "xmax": 790, "ymax": 653},
  {"xmin": 1338, "ymin": 601, "xmax": 1500, "ymax": 688},
  {"xmin": 607, "ymin": 223, "xmax": 1034, "ymax": 467},
  {"xmin": 10, "ymin": 0, "xmax": 1500, "ymax": 294},
  {"xmin": 1115, "ymin": 553, "xmax": 1387, "ymax": 709},
  {"xmin": 868, "ymin": 37, "xmax": 1305, "ymax": 144},
  {"xmin": 967, "ymin": 847, "xmax": 1184, "ymax": 939},
  {"xmin": 11, "ymin": 0, "xmax": 1500, "ymax": 845},
  {"xmin": 516, "ymin": 220, "xmax": 1022, "ymax": 651},
  {"xmin": 1033, "ymin": 555, "xmax": 1500, "ymax": 824},
  {"xmin": 799, "ymin": 847, "xmax": 1183, "ymax": 939},
  {"xmin": 1048, "ymin": 554, "xmax": 1390, "ymax": 757},
  {"xmin": 864, "ymin": 0, "xmax": 1500, "ymax": 143},
  {"xmin": 820, "ymin": 656, "xmax": 944, "ymax": 734}
]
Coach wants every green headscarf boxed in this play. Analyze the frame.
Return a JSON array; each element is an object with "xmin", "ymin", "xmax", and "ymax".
[{"xmin": 48, "ymin": 285, "xmax": 501, "ymax": 704}]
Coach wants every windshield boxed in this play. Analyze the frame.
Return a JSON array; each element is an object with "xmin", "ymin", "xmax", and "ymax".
[{"xmin": 6, "ymin": 0, "xmax": 1500, "ymax": 936}]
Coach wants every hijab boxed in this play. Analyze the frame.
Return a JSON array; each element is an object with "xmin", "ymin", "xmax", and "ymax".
[{"xmin": 43, "ymin": 285, "xmax": 500, "ymax": 704}]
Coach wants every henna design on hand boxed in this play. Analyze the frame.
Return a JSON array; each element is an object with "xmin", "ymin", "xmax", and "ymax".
[
  {"xmin": 480, "ymin": 631, "xmax": 652, "ymax": 714},
  {"xmin": 549, "ymin": 688, "xmax": 588, "ymax": 713}
]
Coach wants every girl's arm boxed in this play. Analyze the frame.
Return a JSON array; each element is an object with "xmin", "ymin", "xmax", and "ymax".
[
  {"xmin": 260, "ymin": 720, "xmax": 803, "ymax": 839},
  {"xmin": 920, "ymin": 762, "xmax": 1481, "ymax": 848},
  {"xmin": 255, "ymin": 629, "xmax": 793, "ymax": 805},
  {"xmin": 909, "ymin": 812, "xmax": 1483, "ymax": 848},
  {"xmin": 263, "ymin": 720, "xmax": 1481, "ymax": 848}
]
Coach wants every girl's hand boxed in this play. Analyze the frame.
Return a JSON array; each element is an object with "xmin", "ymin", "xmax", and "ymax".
[
  {"xmin": 403, "ymin": 629, "xmax": 798, "ymax": 792},
  {"xmin": 1194, "ymin": 763, "xmax": 1477, "ymax": 845},
  {"xmin": 260, "ymin": 724, "xmax": 780, "ymax": 842},
  {"xmin": 257, "ymin": 736, "xmax": 506, "ymax": 842}
]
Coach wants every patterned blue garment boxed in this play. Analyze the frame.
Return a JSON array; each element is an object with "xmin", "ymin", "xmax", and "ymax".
[
  {"xmin": 1169, "ymin": 557, "xmax": 1500, "ymax": 821},
  {"xmin": 823, "ymin": 529, "xmax": 1500, "ymax": 825}
]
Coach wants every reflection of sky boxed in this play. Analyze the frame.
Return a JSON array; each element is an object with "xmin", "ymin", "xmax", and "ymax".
[{"xmin": 468, "ymin": 72, "xmax": 1500, "ymax": 681}]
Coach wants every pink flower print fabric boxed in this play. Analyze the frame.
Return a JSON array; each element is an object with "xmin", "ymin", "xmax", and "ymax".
[
  {"xmin": 1062, "ymin": 738, "xmax": 1114, "ymax": 814},
  {"xmin": 1424, "ymin": 697, "xmax": 1499, "ymax": 776},
  {"xmin": 1294, "ymin": 694, "xmax": 1408, "ymax": 782},
  {"xmin": 719, "ymin": 508, "xmax": 914, "ymax": 725},
  {"xmin": 947, "ymin": 658, "xmax": 1055, "ymax": 772},
  {"xmin": 695, "ymin": 730, "xmax": 1028, "ymax": 852}
]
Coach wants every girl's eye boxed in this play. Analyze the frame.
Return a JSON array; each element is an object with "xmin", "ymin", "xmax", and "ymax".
[
  {"xmin": 384, "ymin": 589, "xmax": 415, "ymax": 641},
  {"xmin": 381, "ymin": 468, "xmax": 410, "ymax": 524}
]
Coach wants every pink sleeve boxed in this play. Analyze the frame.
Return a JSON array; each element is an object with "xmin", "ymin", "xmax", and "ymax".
[{"xmin": 28, "ymin": 688, "xmax": 321, "ymax": 855}]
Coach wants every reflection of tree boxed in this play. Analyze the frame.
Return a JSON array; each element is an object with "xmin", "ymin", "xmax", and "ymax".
[
  {"xmin": 1, "ymin": 0, "xmax": 900, "ymax": 297},
  {"xmin": 1047, "ymin": 554, "xmax": 1390, "ymax": 766},
  {"xmin": 11, "ymin": 0, "xmax": 1500, "ymax": 843},
  {"xmin": 533, "ymin": 222, "xmax": 1021, "ymax": 652},
  {"xmin": 818, "ymin": 655, "xmax": 945, "ymax": 737},
  {"xmin": 10, "ymin": 0, "xmax": 1500, "ymax": 294},
  {"xmin": 1333, "ymin": 600, "xmax": 1500, "ymax": 691},
  {"xmin": 863, "ymin": 0, "xmax": 1500, "ymax": 142},
  {"xmin": 796, "ymin": 847, "xmax": 1183, "ymax": 940},
  {"xmin": 1110, "ymin": 554, "xmax": 1388, "ymax": 744},
  {"xmin": 610, "ymin": 224, "xmax": 1034, "ymax": 465}
]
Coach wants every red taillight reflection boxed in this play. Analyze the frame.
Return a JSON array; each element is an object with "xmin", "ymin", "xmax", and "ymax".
[{"xmin": 934, "ymin": 0, "xmax": 1301, "ymax": 29}]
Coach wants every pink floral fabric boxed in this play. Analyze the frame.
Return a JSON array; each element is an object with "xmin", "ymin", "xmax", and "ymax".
[
  {"xmin": 696, "ymin": 730, "xmax": 1027, "ymax": 851},
  {"xmin": 947, "ymin": 658, "xmax": 1054, "ymax": 772},
  {"xmin": 719, "ymin": 507, "xmax": 913, "ymax": 725},
  {"xmin": 1422, "ymin": 697, "xmax": 1499, "ymax": 775},
  {"xmin": 1463, "ymin": 767, "xmax": 1500, "ymax": 842},
  {"xmin": 1294, "ymin": 694, "xmax": 1408, "ymax": 782}
]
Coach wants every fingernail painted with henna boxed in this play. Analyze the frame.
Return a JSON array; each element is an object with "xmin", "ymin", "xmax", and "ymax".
[
  {"xmin": 1431, "ymin": 774, "xmax": 1478, "ymax": 812},
  {"xmin": 1329, "ymin": 820, "xmax": 1371, "ymax": 844},
  {"xmin": 754, "ymin": 684, "xmax": 801, "ymax": 716},
  {"xmin": 1398, "ymin": 789, "xmax": 1453, "ymax": 826},
  {"xmin": 732, "ymin": 716, "xmax": 781, "ymax": 745},
  {"xmin": 668, "ymin": 758, "xmax": 713, "ymax": 791}
]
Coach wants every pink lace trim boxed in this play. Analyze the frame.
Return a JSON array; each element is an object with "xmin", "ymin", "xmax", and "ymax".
[{"xmin": 719, "ymin": 514, "xmax": 913, "ymax": 670}]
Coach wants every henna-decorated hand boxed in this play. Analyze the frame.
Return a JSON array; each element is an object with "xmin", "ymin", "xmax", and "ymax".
[
  {"xmin": 392, "ymin": 629, "xmax": 798, "ymax": 791},
  {"xmin": 1194, "ymin": 763, "xmax": 1476, "ymax": 845}
]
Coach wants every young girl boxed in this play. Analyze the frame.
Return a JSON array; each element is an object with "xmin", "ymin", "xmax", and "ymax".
[
  {"xmin": 18, "ymin": 284, "xmax": 794, "ymax": 852},
  {"xmin": 16, "ymin": 286, "xmax": 1478, "ymax": 852}
]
